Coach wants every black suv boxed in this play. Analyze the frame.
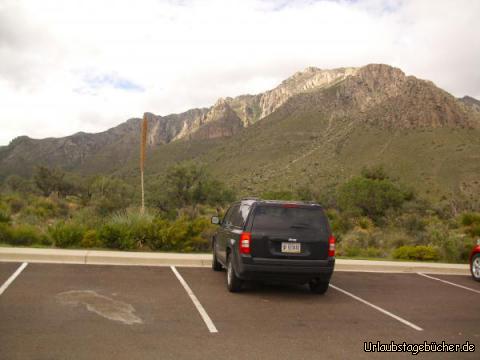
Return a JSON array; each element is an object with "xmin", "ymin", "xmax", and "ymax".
[{"xmin": 211, "ymin": 198, "xmax": 335, "ymax": 294}]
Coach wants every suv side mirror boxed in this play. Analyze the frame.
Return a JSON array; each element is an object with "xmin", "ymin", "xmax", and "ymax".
[{"xmin": 211, "ymin": 216, "xmax": 220, "ymax": 225}]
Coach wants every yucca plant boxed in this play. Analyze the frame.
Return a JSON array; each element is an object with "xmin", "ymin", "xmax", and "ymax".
[{"xmin": 140, "ymin": 114, "xmax": 148, "ymax": 214}]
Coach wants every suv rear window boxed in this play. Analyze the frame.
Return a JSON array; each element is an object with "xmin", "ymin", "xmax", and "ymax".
[{"xmin": 251, "ymin": 205, "xmax": 329, "ymax": 233}]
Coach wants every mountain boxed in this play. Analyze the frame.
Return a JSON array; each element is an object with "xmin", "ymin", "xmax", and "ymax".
[{"xmin": 1, "ymin": 64, "xmax": 480, "ymax": 206}]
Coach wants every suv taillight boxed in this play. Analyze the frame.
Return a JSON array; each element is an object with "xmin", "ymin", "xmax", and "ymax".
[
  {"xmin": 240, "ymin": 232, "xmax": 251, "ymax": 254},
  {"xmin": 328, "ymin": 235, "xmax": 335, "ymax": 257}
]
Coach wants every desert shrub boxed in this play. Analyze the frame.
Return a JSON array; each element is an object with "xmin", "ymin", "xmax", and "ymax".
[
  {"xmin": 460, "ymin": 212, "xmax": 480, "ymax": 226},
  {"xmin": 149, "ymin": 163, "xmax": 235, "ymax": 215},
  {"xmin": 98, "ymin": 223, "xmax": 136, "ymax": 250},
  {"xmin": 23, "ymin": 197, "xmax": 69, "ymax": 220},
  {"xmin": 261, "ymin": 190, "xmax": 296, "ymax": 201},
  {"xmin": 146, "ymin": 216, "xmax": 213, "ymax": 252},
  {"xmin": 34, "ymin": 166, "xmax": 77, "ymax": 197},
  {"xmin": 182, "ymin": 217, "xmax": 213, "ymax": 252},
  {"xmin": 296, "ymin": 185, "xmax": 316, "ymax": 201},
  {"xmin": 425, "ymin": 219, "xmax": 470, "ymax": 262},
  {"xmin": 0, "ymin": 202, "xmax": 11, "ymax": 223},
  {"xmin": 9, "ymin": 225, "xmax": 44, "ymax": 246},
  {"xmin": 70, "ymin": 207, "xmax": 104, "ymax": 229},
  {"xmin": 4, "ymin": 175, "xmax": 37, "ymax": 194},
  {"xmin": 340, "ymin": 245, "xmax": 361, "ymax": 257},
  {"xmin": 81, "ymin": 229, "xmax": 99, "ymax": 248},
  {"xmin": 460, "ymin": 212, "xmax": 480, "ymax": 237},
  {"xmin": 392, "ymin": 245, "xmax": 440, "ymax": 261},
  {"xmin": 362, "ymin": 247, "xmax": 384, "ymax": 258},
  {"xmin": 354, "ymin": 217, "xmax": 375, "ymax": 231},
  {"xmin": 337, "ymin": 176, "xmax": 408, "ymax": 221},
  {"xmin": 49, "ymin": 222, "xmax": 85, "ymax": 248},
  {"xmin": 360, "ymin": 165, "xmax": 389, "ymax": 181},
  {"xmin": 89, "ymin": 176, "xmax": 134, "ymax": 215},
  {"xmin": 7, "ymin": 196, "xmax": 25, "ymax": 214},
  {"xmin": 337, "ymin": 245, "xmax": 384, "ymax": 258},
  {"xmin": 338, "ymin": 226, "xmax": 381, "ymax": 250},
  {"xmin": 0, "ymin": 224, "xmax": 13, "ymax": 244},
  {"xmin": 326, "ymin": 209, "xmax": 352, "ymax": 235}
]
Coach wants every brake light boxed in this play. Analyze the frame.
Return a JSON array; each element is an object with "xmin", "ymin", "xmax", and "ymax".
[
  {"xmin": 239, "ymin": 232, "xmax": 251, "ymax": 254},
  {"xmin": 328, "ymin": 235, "xmax": 336, "ymax": 257},
  {"xmin": 282, "ymin": 203, "xmax": 299, "ymax": 208}
]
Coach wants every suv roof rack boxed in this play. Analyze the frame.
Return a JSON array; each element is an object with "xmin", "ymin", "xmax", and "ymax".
[{"xmin": 241, "ymin": 197, "xmax": 261, "ymax": 201}]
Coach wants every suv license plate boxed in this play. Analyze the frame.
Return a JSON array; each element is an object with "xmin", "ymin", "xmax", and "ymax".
[{"xmin": 281, "ymin": 242, "xmax": 301, "ymax": 253}]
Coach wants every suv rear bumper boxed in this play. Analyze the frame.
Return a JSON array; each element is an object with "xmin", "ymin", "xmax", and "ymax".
[{"xmin": 235, "ymin": 255, "xmax": 335, "ymax": 283}]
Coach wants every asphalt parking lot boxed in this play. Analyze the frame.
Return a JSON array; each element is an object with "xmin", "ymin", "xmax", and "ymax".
[{"xmin": 0, "ymin": 262, "xmax": 479, "ymax": 360}]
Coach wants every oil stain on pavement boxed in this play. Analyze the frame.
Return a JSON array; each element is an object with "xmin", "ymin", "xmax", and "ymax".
[{"xmin": 56, "ymin": 290, "xmax": 143, "ymax": 325}]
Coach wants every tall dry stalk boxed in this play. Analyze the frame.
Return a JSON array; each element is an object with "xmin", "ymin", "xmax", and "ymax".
[{"xmin": 140, "ymin": 113, "xmax": 148, "ymax": 215}]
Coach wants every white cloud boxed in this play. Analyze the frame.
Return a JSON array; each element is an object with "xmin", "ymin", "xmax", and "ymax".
[{"xmin": 0, "ymin": 0, "xmax": 479, "ymax": 145}]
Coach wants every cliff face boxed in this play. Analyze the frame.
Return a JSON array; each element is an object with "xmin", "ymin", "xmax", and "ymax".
[{"xmin": 0, "ymin": 64, "xmax": 479, "ymax": 178}]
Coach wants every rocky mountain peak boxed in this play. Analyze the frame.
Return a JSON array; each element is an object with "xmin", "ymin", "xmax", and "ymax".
[{"xmin": 2, "ymin": 64, "xmax": 479, "ymax": 178}]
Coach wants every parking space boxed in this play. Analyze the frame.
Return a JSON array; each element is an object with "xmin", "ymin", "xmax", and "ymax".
[
  {"xmin": 0, "ymin": 262, "xmax": 478, "ymax": 359},
  {"xmin": 332, "ymin": 272, "xmax": 479, "ymax": 344},
  {"xmin": 0, "ymin": 263, "xmax": 216, "ymax": 359},
  {"xmin": 424, "ymin": 273, "xmax": 480, "ymax": 291},
  {"xmin": 179, "ymin": 268, "xmax": 424, "ymax": 359},
  {"xmin": 0, "ymin": 262, "xmax": 23, "ymax": 285}
]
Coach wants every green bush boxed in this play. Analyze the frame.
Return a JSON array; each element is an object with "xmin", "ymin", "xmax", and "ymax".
[
  {"xmin": 23, "ymin": 197, "xmax": 68, "ymax": 220},
  {"xmin": 98, "ymin": 223, "xmax": 136, "ymax": 250},
  {"xmin": 337, "ymin": 176, "xmax": 408, "ymax": 221},
  {"xmin": 461, "ymin": 212, "xmax": 480, "ymax": 226},
  {"xmin": 9, "ymin": 225, "xmax": 44, "ymax": 246},
  {"xmin": 81, "ymin": 229, "xmax": 99, "ymax": 248},
  {"xmin": 89, "ymin": 176, "xmax": 134, "ymax": 215},
  {"xmin": 326, "ymin": 209, "xmax": 352, "ymax": 235},
  {"xmin": 0, "ymin": 203, "xmax": 11, "ymax": 223},
  {"xmin": 392, "ymin": 245, "xmax": 440, "ymax": 261},
  {"xmin": 0, "ymin": 224, "xmax": 13, "ymax": 244},
  {"xmin": 145, "ymin": 216, "xmax": 213, "ymax": 252},
  {"xmin": 49, "ymin": 222, "xmax": 85, "ymax": 248},
  {"xmin": 7, "ymin": 196, "xmax": 25, "ymax": 214}
]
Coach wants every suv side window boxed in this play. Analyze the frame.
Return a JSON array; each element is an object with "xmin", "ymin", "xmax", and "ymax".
[
  {"xmin": 229, "ymin": 205, "xmax": 242, "ymax": 228},
  {"xmin": 239, "ymin": 204, "xmax": 251, "ymax": 226},
  {"xmin": 222, "ymin": 205, "xmax": 236, "ymax": 227},
  {"xmin": 231, "ymin": 204, "xmax": 250, "ymax": 228}
]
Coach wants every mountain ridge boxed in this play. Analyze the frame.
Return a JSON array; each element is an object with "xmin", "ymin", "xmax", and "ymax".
[{"xmin": 1, "ymin": 63, "xmax": 480, "ymax": 208}]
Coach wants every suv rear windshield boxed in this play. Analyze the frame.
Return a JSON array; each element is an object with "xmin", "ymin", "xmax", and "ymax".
[{"xmin": 251, "ymin": 205, "xmax": 329, "ymax": 233}]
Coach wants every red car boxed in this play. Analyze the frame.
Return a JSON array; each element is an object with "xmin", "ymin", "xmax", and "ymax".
[{"xmin": 470, "ymin": 240, "xmax": 480, "ymax": 281}]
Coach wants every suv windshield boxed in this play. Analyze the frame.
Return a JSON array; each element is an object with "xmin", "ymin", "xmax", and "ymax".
[{"xmin": 251, "ymin": 205, "xmax": 329, "ymax": 233}]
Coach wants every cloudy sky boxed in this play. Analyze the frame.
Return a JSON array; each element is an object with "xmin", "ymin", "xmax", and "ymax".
[{"xmin": 1, "ymin": 0, "xmax": 479, "ymax": 145}]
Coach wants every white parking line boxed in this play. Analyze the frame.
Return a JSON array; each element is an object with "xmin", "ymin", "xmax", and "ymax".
[
  {"xmin": 170, "ymin": 266, "xmax": 218, "ymax": 333},
  {"xmin": 417, "ymin": 272, "xmax": 480, "ymax": 294},
  {"xmin": 329, "ymin": 284, "xmax": 423, "ymax": 331},
  {"xmin": 0, "ymin": 262, "xmax": 28, "ymax": 296}
]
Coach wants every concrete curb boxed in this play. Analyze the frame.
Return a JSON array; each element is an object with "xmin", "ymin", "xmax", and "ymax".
[{"xmin": 0, "ymin": 247, "xmax": 470, "ymax": 275}]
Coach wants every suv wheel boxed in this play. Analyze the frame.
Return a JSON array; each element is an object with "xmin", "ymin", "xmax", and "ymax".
[
  {"xmin": 226, "ymin": 255, "xmax": 243, "ymax": 292},
  {"xmin": 212, "ymin": 240, "xmax": 222, "ymax": 271},
  {"xmin": 309, "ymin": 278, "xmax": 329, "ymax": 294},
  {"xmin": 471, "ymin": 254, "xmax": 480, "ymax": 282}
]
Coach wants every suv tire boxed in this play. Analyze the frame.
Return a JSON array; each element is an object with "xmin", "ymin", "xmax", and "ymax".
[
  {"xmin": 471, "ymin": 254, "xmax": 480, "ymax": 282},
  {"xmin": 226, "ymin": 255, "xmax": 243, "ymax": 292},
  {"xmin": 212, "ymin": 240, "xmax": 223, "ymax": 271},
  {"xmin": 309, "ymin": 278, "xmax": 329, "ymax": 294}
]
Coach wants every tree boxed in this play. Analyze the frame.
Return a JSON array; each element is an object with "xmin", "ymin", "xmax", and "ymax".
[
  {"xmin": 89, "ymin": 176, "xmax": 134, "ymax": 215},
  {"xmin": 33, "ymin": 167, "xmax": 75, "ymax": 197},
  {"xmin": 4, "ymin": 175, "xmax": 36, "ymax": 194},
  {"xmin": 150, "ymin": 163, "xmax": 235, "ymax": 215},
  {"xmin": 337, "ymin": 176, "xmax": 408, "ymax": 221}
]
